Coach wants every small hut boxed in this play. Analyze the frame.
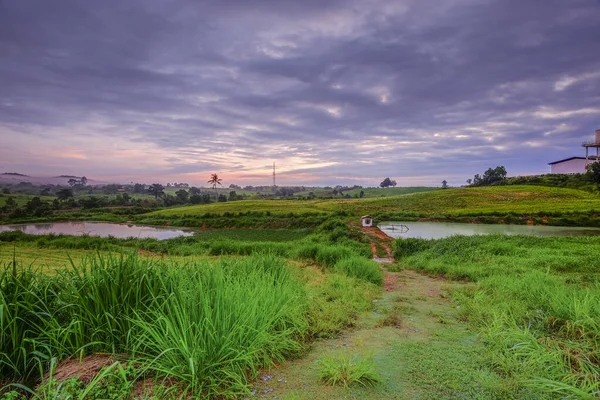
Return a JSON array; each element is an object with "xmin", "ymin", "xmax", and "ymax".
[{"xmin": 361, "ymin": 215, "xmax": 373, "ymax": 227}]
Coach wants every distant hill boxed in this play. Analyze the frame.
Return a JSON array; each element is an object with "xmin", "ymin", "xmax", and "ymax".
[
  {"xmin": 2, "ymin": 172, "xmax": 30, "ymax": 177},
  {"xmin": 0, "ymin": 174, "xmax": 105, "ymax": 186}
]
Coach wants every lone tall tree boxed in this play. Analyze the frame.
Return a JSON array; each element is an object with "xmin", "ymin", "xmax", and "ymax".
[{"xmin": 207, "ymin": 173, "xmax": 223, "ymax": 198}]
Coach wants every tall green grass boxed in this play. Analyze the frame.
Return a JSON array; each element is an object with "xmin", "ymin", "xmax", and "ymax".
[
  {"xmin": 131, "ymin": 255, "xmax": 307, "ymax": 397},
  {"xmin": 0, "ymin": 254, "xmax": 310, "ymax": 397},
  {"xmin": 0, "ymin": 261, "xmax": 60, "ymax": 380},
  {"xmin": 397, "ymin": 234, "xmax": 600, "ymax": 397}
]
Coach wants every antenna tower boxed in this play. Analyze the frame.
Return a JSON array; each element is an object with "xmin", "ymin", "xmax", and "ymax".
[{"xmin": 272, "ymin": 162, "xmax": 276, "ymax": 187}]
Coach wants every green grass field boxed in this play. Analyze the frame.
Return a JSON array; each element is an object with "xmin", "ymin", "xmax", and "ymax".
[
  {"xmin": 392, "ymin": 234, "xmax": 600, "ymax": 398},
  {"xmin": 293, "ymin": 186, "xmax": 437, "ymax": 198},
  {"xmin": 0, "ymin": 194, "xmax": 55, "ymax": 207},
  {"xmin": 149, "ymin": 185, "xmax": 600, "ymax": 221},
  {"xmin": 3, "ymin": 185, "xmax": 600, "ymax": 399}
]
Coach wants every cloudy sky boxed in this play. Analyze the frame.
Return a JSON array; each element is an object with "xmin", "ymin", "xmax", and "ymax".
[{"xmin": 1, "ymin": 0, "xmax": 599, "ymax": 186}]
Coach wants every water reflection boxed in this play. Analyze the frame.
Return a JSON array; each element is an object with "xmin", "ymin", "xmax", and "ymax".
[
  {"xmin": 379, "ymin": 221, "xmax": 600, "ymax": 240},
  {"xmin": 0, "ymin": 222, "xmax": 194, "ymax": 240}
]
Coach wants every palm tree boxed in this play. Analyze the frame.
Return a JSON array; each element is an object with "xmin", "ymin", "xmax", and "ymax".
[{"xmin": 207, "ymin": 173, "xmax": 223, "ymax": 199}]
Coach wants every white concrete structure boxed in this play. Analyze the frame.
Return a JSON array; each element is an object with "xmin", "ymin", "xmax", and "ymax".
[
  {"xmin": 361, "ymin": 215, "xmax": 373, "ymax": 227},
  {"xmin": 548, "ymin": 157, "xmax": 596, "ymax": 174}
]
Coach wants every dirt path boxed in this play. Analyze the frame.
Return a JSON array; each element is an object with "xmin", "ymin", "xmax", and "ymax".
[
  {"xmin": 251, "ymin": 268, "xmax": 505, "ymax": 400},
  {"xmin": 361, "ymin": 226, "xmax": 395, "ymax": 263}
]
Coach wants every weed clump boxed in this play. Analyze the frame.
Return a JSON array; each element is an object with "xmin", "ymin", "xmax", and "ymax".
[{"xmin": 318, "ymin": 353, "xmax": 381, "ymax": 387}]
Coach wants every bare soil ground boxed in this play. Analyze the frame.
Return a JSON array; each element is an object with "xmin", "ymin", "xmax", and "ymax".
[{"xmin": 44, "ymin": 354, "xmax": 120, "ymax": 384}]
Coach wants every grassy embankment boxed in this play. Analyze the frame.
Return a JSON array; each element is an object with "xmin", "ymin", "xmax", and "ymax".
[
  {"xmin": 144, "ymin": 185, "xmax": 600, "ymax": 227},
  {"xmin": 393, "ymin": 234, "xmax": 600, "ymax": 398},
  {"xmin": 4, "ymin": 185, "xmax": 600, "ymax": 227},
  {"xmin": 293, "ymin": 186, "xmax": 437, "ymax": 198}
]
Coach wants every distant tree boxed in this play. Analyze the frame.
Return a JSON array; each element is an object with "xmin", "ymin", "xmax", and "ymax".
[
  {"xmin": 207, "ymin": 173, "xmax": 223, "ymax": 198},
  {"xmin": 81, "ymin": 176, "xmax": 88, "ymax": 186},
  {"xmin": 466, "ymin": 178, "xmax": 472, "ymax": 185},
  {"xmin": 229, "ymin": 191, "xmax": 238, "ymax": 201},
  {"xmin": 442, "ymin": 180, "xmax": 449, "ymax": 189},
  {"xmin": 332, "ymin": 189, "xmax": 338, "ymax": 196},
  {"xmin": 40, "ymin": 188, "xmax": 51, "ymax": 196},
  {"xmin": 67, "ymin": 178, "xmax": 78, "ymax": 187},
  {"xmin": 472, "ymin": 166, "xmax": 507, "ymax": 186},
  {"xmin": 162, "ymin": 194, "xmax": 177, "ymax": 207},
  {"xmin": 229, "ymin": 184, "xmax": 241, "ymax": 189},
  {"xmin": 25, "ymin": 197, "xmax": 52, "ymax": 217},
  {"xmin": 218, "ymin": 194, "xmax": 227, "ymax": 202},
  {"xmin": 586, "ymin": 162, "xmax": 600, "ymax": 184},
  {"xmin": 308, "ymin": 191, "xmax": 316, "ymax": 200},
  {"xmin": 391, "ymin": 180, "xmax": 397, "ymax": 187},
  {"xmin": 380, "ymin": 177, "xmax": 394, "ymax": 188},
  {"xmin": 122, "ymin": 192, "xmax": 131, "ymax": 204},
  {"xmin": 2, "ymin": 188, "xmax": 9, "ymax": 194},
  {"xmin": 175, "ymin": 189, "xmax": 189, "ymax": 204},
  {"xmin": 148, "ymin": 183, "xmax": 165, "ymax": 200},
  {"xmin": 4, "ymin": 197, "xmax": 16, "ymax": 210},
  {"xmin": 359, "ymin": 190, "xmax": 365, "ymax": 198},
  {"xmin": 56, "ymin": 188, "xmax": 74, "ymax": 201},
  {"xmin": 102, "ymin": 184, "xmax": 121, "ymax": 194},
  {"xmin": 189, "ymin": 186, "xmax": 201, "ymax": 196},
  {"xmin": 133, "ymin": 183, "xmax": 146, "ymax": 194},
  {"xmin": 189, "ymin": 194, "xmax": 202, "ymax": 205},
  {"xmin": 201, "ymin": 194, "xmax": 212, "ymax": 204}
]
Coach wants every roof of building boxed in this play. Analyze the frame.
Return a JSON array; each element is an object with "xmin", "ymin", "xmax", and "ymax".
[
  {"xmin": 548, "ymin": 156, "xmax": 599, "ymax": 165},
  {"xmin": 361, "ymin": 215, "xmax": 372, "ymax": 219}
]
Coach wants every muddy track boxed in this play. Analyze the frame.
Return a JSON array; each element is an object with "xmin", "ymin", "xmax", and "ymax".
[{"xmin": 361, "ymin": 226, "xmax": 395, "ymax": 262}]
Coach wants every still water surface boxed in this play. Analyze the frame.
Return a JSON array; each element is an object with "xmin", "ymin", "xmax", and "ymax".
[
  {"xmin": 0, "ymin": 222, "xmax": 194, "ymax": 240},
  {"xmin": 379, "ymin": 221, "xmax": 600, "ymax": 240}
]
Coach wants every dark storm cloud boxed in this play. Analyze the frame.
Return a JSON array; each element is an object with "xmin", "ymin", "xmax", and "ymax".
[{"xmin": 1, "ymin": 0, "xmax": 599, "ymax": 185}]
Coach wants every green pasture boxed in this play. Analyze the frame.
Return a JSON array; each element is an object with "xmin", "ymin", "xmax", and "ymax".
[{"xmin": 150, "ymin": 185, "xmax": 600, "ymax": 220}]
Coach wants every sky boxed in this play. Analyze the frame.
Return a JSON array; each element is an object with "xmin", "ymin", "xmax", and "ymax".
[{"xmin": 1, "ymin": 0, "xmax": 599, "ymax": 187}]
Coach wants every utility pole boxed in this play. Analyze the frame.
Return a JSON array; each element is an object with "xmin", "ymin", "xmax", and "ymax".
[{"xmin": 272, "ymin": 162, "xmax": 276, "ymax": 188}]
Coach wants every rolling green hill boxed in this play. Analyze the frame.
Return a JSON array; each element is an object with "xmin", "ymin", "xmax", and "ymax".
[{"xmin": 148, "ymin": 185, "xmax": 600, "ymax": 224}]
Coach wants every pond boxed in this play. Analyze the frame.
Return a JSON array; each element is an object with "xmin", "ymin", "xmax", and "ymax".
[
  {"xmin": 0, "ymin": 222, "xmax": 195, "ymax": 240},
  {"xmin": 378, "ymin": 221, "xmax": 600, "ymax": 240}
]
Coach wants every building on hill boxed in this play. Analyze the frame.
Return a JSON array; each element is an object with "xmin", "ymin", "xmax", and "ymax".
[
  {"xmin": 548, "ymin": 129, "xmax": 600, "ymax": 174},
  {"xmin": 548, "ymin": 157, "xmax": 598, "ymax": 174}
]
